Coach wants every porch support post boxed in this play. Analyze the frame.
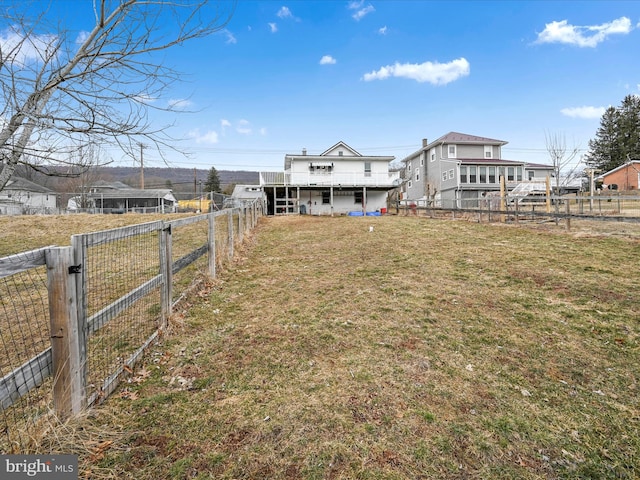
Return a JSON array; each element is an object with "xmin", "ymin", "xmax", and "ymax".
[
  {"xmin": 296, "ymin": 187, "xmax": 300, "ymax": 214},
  {"xmin": 285, "ymin": 186, "xmax": 289, "ymax": 214},
  {"xmin": 330, "ymin": 187, "xmax": 334, "ymax": 217},
  {"xmin": 272, "ymin": 187, "xmax": 276, "ymax": 215},
  {"xmin": 362, "ymin": 186, "xmax": 367, "ymax": 214}
]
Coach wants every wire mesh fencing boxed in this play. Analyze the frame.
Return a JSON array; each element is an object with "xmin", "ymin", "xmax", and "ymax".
[
  {"xmin": 0, "ymin": 201, "xmax": 264, "ymax": 453},
  {"xmin": 0, "ymin": 249, "xmax": 54, "ymax": 453}
]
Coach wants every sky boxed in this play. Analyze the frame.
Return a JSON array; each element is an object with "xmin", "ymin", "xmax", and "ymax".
[{"xmin": 5, "ymin": 1, "xmax": 640, "ymax": 173}]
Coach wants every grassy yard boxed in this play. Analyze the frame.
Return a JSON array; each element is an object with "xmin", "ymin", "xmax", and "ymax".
[{"xmin": 35, "ymin": 215, "xmax": 639, "ymax": 479}]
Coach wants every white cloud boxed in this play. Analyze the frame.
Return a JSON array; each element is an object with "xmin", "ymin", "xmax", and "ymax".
[
  {"xmin": 560, "ymin": 106, "xmax": 606, "ymax": 119},
  {"xmin": 188, "ymin": 128, "xmax": 219, "ymax": 144},
  {"xmin": 363, "ymin": 57, "xmax": 470, "ymax": 85},
  {"xmin": 348, "ymin": 1, "xmax": 374, "ymax": 21},
  {"xmin": 220, "ymin": 119, "xmax": 232, "ymax": 129},
  {"xmin": 269, "ymin": 22, "xmax": 278, "ymax": 33},
  {"xmin": 220, "ymin": 29, "xmax": 237, "ymax": 44},
  {"xmin": 0, "ymin": 28, "xmax": 57, "ymax": 66},
  {"xmin": 236, "ymin": 119, "xmax": 252, "ymax": 135},
  {"xmin": 378, "ymin": 26, "xmax": 388, "ymax": 35},
  {"xmin": 351, "ymin": 4, "xmax": 375, "ymax": 21},
  {"xmin": 536, "ymin": 16, "xmax": 632, "ymax": 47},
  {"xmin": 168, "ymin": 98, "xmax": 193, "ymax": 110},
  {"xmin": 259, "ymin": 127, "xmax": 268, "ymax": 136},
  {"xmin": 320, "ymin": 55, "xmax": 337, "ymax": 65},
  {"xmin": 75, "ymin": 31, "xmax": 89, "ymax": 45},
  {"xmin": 277, "ymin": 6, "xmax": 293, "ymax": 19}
]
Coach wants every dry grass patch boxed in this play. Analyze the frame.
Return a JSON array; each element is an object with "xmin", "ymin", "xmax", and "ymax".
[{"xmin": 41, "ymin": 215, "xmax": 640, "ymax": 478}]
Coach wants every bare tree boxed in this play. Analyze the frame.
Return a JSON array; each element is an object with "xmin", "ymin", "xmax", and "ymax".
[
  {"xmin": 545, "ymin": 132, "xmax": 580, "ymax": 221},
  {"xmin": 545, "ymin": 132, "xmax": 580, "ymax": 192},
  {"xmin": 0, "ymin": 0, "xmax": 235, "ymax": 191}
]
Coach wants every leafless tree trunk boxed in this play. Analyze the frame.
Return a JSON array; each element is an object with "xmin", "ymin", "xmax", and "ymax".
[
  {"xmin": 545, "ymin": 132, "xmax": 580, "ymax": 221},
  {"xmin": 0, "ymin": 0, "xmax": 235, "ymax": 191}
]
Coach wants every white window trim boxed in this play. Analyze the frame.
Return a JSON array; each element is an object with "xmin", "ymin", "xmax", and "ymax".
[
  {"xmin": 448, "ymin": 169, "xmax": 454, "ymax": 180},
  {"xmin": 484, "ymin": 145, "xmax": 492, "ymax": 159},
  {"xmin": 430, "ymin": 148, "xmax": 436, "ymax": 162},
  {"xmin": 448, "ymin": 144, "xmax": 456, "ymax": 158}
]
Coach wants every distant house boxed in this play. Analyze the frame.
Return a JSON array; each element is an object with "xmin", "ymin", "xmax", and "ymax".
[
  {"xmin": 259, "ymin": 141, "xmax": 399, "ymax": 215},
  {"xmin": 596, "ymin": 161, "xmax": 640, "ymax": 191},
  {"xmin": 227, "ymin": 185, "xmax": 265, "ymax": 208},
  {"xmin": 401, "ymin": 132, "xmax": 554, "ymax": 208},
  {"xmin": 0, "ymin": 176, "xmax": 57, "ymax": 215},
  {"xmin": 68, "ymin": 181, "xmax": 177, "ymax": 213}
]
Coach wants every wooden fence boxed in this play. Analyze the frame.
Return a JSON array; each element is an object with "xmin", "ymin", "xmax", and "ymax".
[{"xmin": 0, "ymin": 201, "xmax": 263, "ymax": 453}]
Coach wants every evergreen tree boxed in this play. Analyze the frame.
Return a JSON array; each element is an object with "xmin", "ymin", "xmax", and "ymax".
[
  {"xmin": 204, "ymin": 166, "xmax": 221, "ymax": 193},
  {"xmin": 586, "ymin": 95, "xmax": 640, "ymax": 172},
  {"xmin": 585, "ymin": 106, "xmax": 622, "ymax": 172}
]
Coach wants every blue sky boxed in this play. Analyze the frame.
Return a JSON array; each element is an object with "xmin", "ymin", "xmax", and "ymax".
[{"xmin": 8, "ymin": 1, "xmax": 640, "ymax": 172}]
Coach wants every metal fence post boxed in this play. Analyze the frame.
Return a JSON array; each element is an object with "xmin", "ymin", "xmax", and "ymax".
[
  {"xmin": 159, "ymin": 223, "xmax": 172, "ymax": 327},
  {"xmin": 208, "ymin": 212, "xmax": 216, "ymax": 278},
  {"xmin": 45, "ymin": 246, "xmax": 85, "ymax": 419},
  {"xmin": 228, "ymin": 209, "xmax": 234, "ymax": 260}
]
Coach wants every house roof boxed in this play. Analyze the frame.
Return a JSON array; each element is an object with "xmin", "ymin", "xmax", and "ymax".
[
  {"xmin": 595, "ymin": 160, "xmax": 640, "ymax": 180},
  {"xmin": 231, "ymin": 185, "xmax": 263, "ymax": 199},
  {"xmin": 319, "ymin": 141, "xmax": 362, "ymax": 157},
  {"xmin": 284, "ymin": 141, "xmax": 394, "ymax": 170},
  {"xmin": 433, "ymin": 132, "xmax": 508, "ymax": 146},
  {"xmin": 4, "ymin": 176, "xmax": 54, "ymax": 193},
  {"xmin": 525, "ymin": 162, "xmax": 554, "ymax": 170},
  {"xmin": 87, "ymin": 188, "xmax": 176, "ymax": 201},
  {"xmin": 402, "ymin": 132, "xmax": 509, "ymax": 161}
]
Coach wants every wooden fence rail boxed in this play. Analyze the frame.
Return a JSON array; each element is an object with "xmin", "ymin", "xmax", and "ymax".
[{"xmin": 0, "ymin": 201, "xmax": 263, "ymax": 452}]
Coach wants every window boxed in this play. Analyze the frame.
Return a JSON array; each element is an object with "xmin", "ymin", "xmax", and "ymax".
[
  {"xmin": 408, "ymin": 180, "xmax": 413, "ymax": 189},
  {"xmin": 354, "ymin": 191, "xmax": 363, "ymax": 204},
  {"xmin": 507, "ymin": 167, "xmax": 515, "ymax": 181},
  {"xmin": 442, "ymin": 171, "xmax": 448, "ymax": 181},
  {"xmin": 449, "ymin": 169, "xmax": 454, "ymax": 180},
  {"xmin": 448, "ymin": 144, "xmax": 456, "ymax": 158},
  {"xmin": 484, "ymin": 145, "xmax": 493, "ymax": 159},
  {"xmin": 430, "ymin": 149, "xmax": 436, "ymax": 162},
  {"xmin": 460, "ymin": 166, "xmax": 467, "ymax": 183},
  {"xmin": 516, "ymin": 166, "xmax": 523, "ymax": 182},
  {"xmin": 322, "ymin": 191, "xmax": 330, "ymax": 204},
  {"xmin": 489, "ymin": 166, "xmax": 496, "ymax": 183},
  {"xmin": 420, "ymin": 157, "xmax": 424, "ymax": 166},
  {"xmin": 499, "ymin": 167, "xmax": 505, "ymax": 181},
  {"xmin": 415, "ymin": 170, "xmax": 420, "ymax": 181},
  {"xmin": 469, "ymin": 166, "xmax": 477, "ymax": 183},
  {"xmin": 479, "ymin": 166, "xmax": 487, "ymax": 183},
  {"xmin": 408, "ymin": 163, "xmax": 412, "ymax": 171},
  {"xmin": 528, "ymin": 170, "xmax": 535, "ymax": 180},
  {"xmin": 364, "ymin": 162, "xmax": 372, "ymax": 177}
]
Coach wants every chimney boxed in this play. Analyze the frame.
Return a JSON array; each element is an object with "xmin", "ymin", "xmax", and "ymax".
[
  {"xmin": 422, "ymin": 138, "xmax": 429, "ymax": 148},
  {"xmin": 302, "ymin": 148, "xmax": 307, "ymax": 156}
]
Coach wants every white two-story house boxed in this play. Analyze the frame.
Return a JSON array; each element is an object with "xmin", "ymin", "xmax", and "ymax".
[
  {"xmin": 401, "ymin": 132, "xmax": 554, "ymax": 208},
  {"xmin": 260, "ymin": 141, "xmax": 399, "ymax": 215}
]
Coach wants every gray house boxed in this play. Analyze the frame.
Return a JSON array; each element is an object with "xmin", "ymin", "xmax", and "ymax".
[
  {"xmin": 0, "ymin": 176, "xmax": 57, "ymax": 215},
  {"xmin": 401, "ymin": 132, "xmax": 554, "ymax": 208}
]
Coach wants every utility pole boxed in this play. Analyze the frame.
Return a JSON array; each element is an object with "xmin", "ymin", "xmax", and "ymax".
[{"xmin": 139, "ymin": 143, "xmax": 146, "ymax": 189}]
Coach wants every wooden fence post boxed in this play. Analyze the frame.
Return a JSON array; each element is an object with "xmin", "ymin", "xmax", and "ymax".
[
  {"xmin": 208, "ymin": 213, "xmax": 217, "ymax": 278},
  {"xmin": 565, "ymin": 201, "xmax": 571, "ymax": 231},
  {"xmin": 46, "ymin": 246, "xmax": 85, "ymax": 419}
]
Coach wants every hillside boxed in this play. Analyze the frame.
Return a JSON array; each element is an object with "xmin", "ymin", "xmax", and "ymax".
[{"xmin": 15, "ymin": 166, "xmax": 260, "ymax": 194}]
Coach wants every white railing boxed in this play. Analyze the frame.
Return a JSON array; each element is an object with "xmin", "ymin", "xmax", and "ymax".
[{"xmin": 260, "ymin": 171, "xmax": 401, "ymax": 187}]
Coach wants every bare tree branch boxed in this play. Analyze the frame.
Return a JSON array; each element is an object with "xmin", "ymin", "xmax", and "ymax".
[{"xmin": 0, "ymin": 0, "xmax": 236, "ymax": 191}]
